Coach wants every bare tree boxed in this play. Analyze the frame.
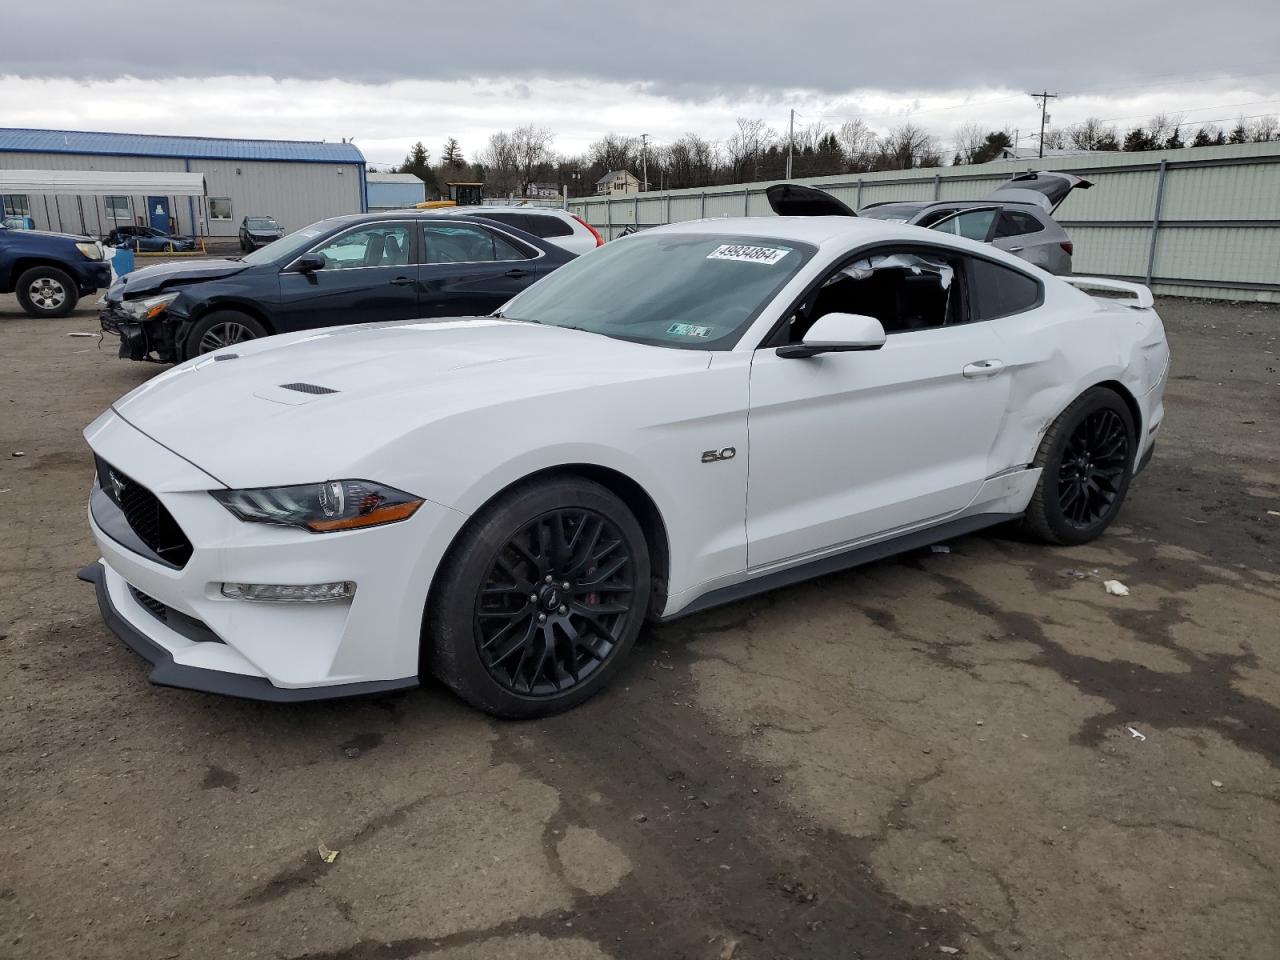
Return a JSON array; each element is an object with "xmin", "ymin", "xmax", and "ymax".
[
  {"xmin": 1249, "ymin": 115, "xmax": 1279, "ymax": 142},
  {"xmin": 877, "ymin": 123, "xmax": 940, "ymax": 170},
  {"xmin": 1068, "ymin": 116, "xmax": 1118, "ymax": 150},
  {"xmin": 588, "ymin": 133, "xmax": 639, "ymax": 175},
  {"xmin": 836, "ymin": 119, "xmax": 877, "ymax": 171},
  {"xmin": 478, "ymin": 130, "xmax": 519, "ymax": 196},
  {"xmin": 793, "ymin": 121, "xmax": 829, "ymax": 153},
  {"xmin": 952, "ymin": 122, "xmax": 986, "ymax": 164},
  {"xmin": 1040, "ymin": 127, "xmax": 1068, "ymax": 150},
  {"xmin": 726, "ymin": 117, "xmax": 772, "ymax": 181},
  {"xmin": 510, "ymin": 125, "xmax": 554, "ymax": 195},
  {"xmin": 1145, "ymin": 113, "xmax": 1184, "ymax": 147},
  {"xmin": 666, "ymin": 133, "xmax": 716, "ymax": 189}
]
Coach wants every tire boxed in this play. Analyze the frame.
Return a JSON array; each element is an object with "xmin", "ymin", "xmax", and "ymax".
[
  {"xmin": 1023, "ymin": 386, "xmax": 1136, "ymax": 545},
  {"xmin": 15, "ymin": 266, "xmax": 79, "ymax": 318},
  {"xmin": 182, "ymin": 310, "xmax": 268, "ymax": 359},
  {"xmin": 426, "ymin": 476, "xmax": 651, "ymax": 719}
]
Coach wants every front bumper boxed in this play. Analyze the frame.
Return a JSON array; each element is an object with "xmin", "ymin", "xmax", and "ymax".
[
  {"xmin": 81, "ymin": 409, "xmax": 468, "ymax": 702},
  {"xmin": 78, "ymin": 562, "xmax": 416, "ymax": 702},
  {"xmin": 79, "ymin": 260, "xmax": 113, "ymax": 293},
  {"xmin": 100, "ymin": 298, "xmax": 178, "ymax": 362}
]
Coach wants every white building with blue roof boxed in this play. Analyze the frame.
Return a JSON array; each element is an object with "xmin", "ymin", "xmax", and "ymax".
[{"xmin": 0, "ymin": 127, "xmax": 367, "ymax": 240}]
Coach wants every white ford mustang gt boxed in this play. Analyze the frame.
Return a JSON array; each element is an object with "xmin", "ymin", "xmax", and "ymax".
[{"xmin": 81, "ymin": 216, "xmax": 1169, "ymax": 716}]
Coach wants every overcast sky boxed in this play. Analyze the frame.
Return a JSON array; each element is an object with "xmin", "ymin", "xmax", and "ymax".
[{"xmin": 3, "ymin": 1, "xmax": 1278, "ymax": 166}]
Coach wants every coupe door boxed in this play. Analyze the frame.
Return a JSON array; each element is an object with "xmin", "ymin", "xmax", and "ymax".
[
  {"xmin": 745, "ymin": 249, "xmax": 1011, "ymax": 567},
  {"xmin": 275, "ymin": 221, "xmax": 419, "ymax": 331},
  {"xmin": 418, "ymin": 222, "xmax": 541, "ymax": 317}
]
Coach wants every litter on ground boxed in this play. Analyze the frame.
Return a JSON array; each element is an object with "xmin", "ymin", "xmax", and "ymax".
[
  {"xmin": 1127, "ymin": 726, "xmax": 1147, "ymax": 741},
  {"xmin": 1104, "ymin": 580, "xmax": 1130, "ymax": 597}
]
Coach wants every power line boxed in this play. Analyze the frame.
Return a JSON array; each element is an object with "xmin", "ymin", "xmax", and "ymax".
[{"xmin": 1091, "ymin": 97, "xmax": 1280, "ymax": 125}]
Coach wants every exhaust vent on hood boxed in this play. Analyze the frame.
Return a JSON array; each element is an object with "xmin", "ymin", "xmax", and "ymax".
[{"xmin": 279, "ymin": 382, "xmax": 339, "ymax": 395}]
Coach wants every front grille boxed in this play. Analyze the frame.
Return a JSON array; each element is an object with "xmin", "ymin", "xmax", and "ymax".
[{"xmin": 95, "ymin": 456, "xmax": 194, "ymax": 568}]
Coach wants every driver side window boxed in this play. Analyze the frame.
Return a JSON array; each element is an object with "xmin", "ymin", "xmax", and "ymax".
[
  {"xmin": 312, "ymin": 224, "xmax": 411, "ymax": 270},
  {"xmin": 782, "ymin": 248, "xmax": 966, "ymax": 342}
]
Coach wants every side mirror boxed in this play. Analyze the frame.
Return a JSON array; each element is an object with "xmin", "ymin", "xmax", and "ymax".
[
  {"xmin": 777, "ymin": 312, "xmax": 886, "ymax": 359},
  {"xmin": 292, "ymin": 252, "xmax": 327, "ymax": 273}
]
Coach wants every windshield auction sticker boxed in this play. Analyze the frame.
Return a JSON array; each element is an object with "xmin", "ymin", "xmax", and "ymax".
[
  {"xmin": 706, "ymin": 244, "xmax": 789, "ymax": 265},
  {"xmin": 667, "ymin": 323, "xmax": 712, "ymax": 338}
]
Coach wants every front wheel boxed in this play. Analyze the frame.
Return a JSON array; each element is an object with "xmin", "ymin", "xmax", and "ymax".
[
  {"xmin": 426, "ymin": 477, "xmax": 651, "ymax": 718},
  {"xmin": 182, "ymin": 310, "xmax": 267, "ymax": 359},
  {"xmin": 15, "ymin": 266, "xmax": 79, "ymax": 318},
  {"xmin": 1023, "ymin": 387, "xmax": 1136, "ymax": 545}
]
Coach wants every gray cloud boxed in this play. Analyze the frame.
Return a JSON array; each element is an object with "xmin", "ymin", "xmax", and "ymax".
[{"xmin": 5, "ymin": 0, "xmax": 1277, "ymax": 99}]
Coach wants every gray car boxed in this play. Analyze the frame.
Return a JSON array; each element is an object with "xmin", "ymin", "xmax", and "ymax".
[{"xmin": 767, "ymin": 171, "xmax": 1092, "ymax": 275}]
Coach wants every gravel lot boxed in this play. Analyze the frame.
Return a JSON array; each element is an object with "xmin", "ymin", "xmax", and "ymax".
[{"xmin": 1, "ymin": 292, "xmax": 1277, "ymax": 960}]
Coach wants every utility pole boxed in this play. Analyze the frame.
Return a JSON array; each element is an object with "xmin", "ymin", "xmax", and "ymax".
[
  {"xmin": 785, "ymin": 108, "xmax": 795, "ymax": 179},
  {"xmin": 640, "ymin": 133, "xmax": 650, "ymax": 192},
  {"xmin": 1029, "ymin": 91, "xmax": 1058, "ymax": 159}
]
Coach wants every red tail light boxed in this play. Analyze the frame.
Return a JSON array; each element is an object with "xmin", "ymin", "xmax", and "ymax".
[
  {"xmin": 1060, "ymin": 241, "xmax": 1074, "ymax": 255},
  {"xmin": 572, "ymin": 214, "xmax": 605, "ymax": 247}
]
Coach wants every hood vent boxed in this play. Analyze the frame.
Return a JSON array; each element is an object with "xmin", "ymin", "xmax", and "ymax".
[{"xmin": 280, "ymin": 382, "xmax": 339, "ymax": 395}]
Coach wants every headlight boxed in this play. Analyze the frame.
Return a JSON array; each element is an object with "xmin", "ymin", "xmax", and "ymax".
[
  {"xmin": 210, "ymin": 480, "xmax": 423, "ymax": 532},
  {"xmin": 121, "ymin": 292, "xmax": 180, "ymax": 320},
  {"xmin": 76, "ymin": 241, "xmax": 104, "ymax": 261}
]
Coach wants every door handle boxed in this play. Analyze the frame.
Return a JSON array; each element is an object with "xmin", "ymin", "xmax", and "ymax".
[
  {"xmin": 1006, "ymin": 246, "xmax": 1024, "ymax": 252},
  {"xmin": 962, "ymin": 359, "xmax": 1005, "ymax": 379},
  {"xmin": 389, "ymin": 276, "xmax": 415, "ymax": 286},
  {"xmin": 504, "ymin": 268, "xmax": 531, "ymax": 278}
]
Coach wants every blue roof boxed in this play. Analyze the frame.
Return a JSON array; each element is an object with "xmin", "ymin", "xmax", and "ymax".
[{"xmin": 0, "ymin": 128, "xmax": 365, "ymax": 165}]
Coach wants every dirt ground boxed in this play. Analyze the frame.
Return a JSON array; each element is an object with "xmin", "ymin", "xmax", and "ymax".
[{"xmin": 1, "ymin": 291, "xmax": 1277, "ymax": 960}]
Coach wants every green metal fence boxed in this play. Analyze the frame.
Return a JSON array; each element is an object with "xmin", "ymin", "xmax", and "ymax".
[{"xmin": 568, "ymin": 141, "xmax": 1280, "ymax": 303}]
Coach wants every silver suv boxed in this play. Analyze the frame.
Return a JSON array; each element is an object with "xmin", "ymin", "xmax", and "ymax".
[{"xmin": 769, "ymin": 172, "xmax": 1092, "ymax": 275}]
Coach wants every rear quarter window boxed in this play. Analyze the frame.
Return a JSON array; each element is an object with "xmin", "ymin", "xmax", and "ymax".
[
  {"xmin": 969, "ymin": 258, "xmax": 1043, "ymax": 319},
  {"xmin": 525, "ymin": 214, "xmax": 573, "ymax": 238},
  {"xmin": 994, "ymin": 211, "xmax": 1044, "ymax": 238}
]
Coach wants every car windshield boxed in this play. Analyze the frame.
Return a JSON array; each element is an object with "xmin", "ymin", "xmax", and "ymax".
[
  {"xmin": 498, "ymin": 232, "xmax": 815, "ymax": 349},
  {"xmin": 239, "ymin": 219, "xmax": 339, "ymax": 265},
  {"xmin": 246, "ymin": 218, "xmax": 277, "ymax": 229}
]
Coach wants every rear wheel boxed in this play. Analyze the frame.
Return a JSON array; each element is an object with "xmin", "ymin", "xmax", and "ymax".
[
  {"xmin": 1024, "ymin": 387, "xmax": 1136, "ymax": 545},
  {"xmin": 15, "ymin": 266, "xmax": 79, "ymax": 318},
  {"xmin": 183, "ymin": 310, "xmax": 267, "ymax": 359},
  {"xmin": 427, "ymin": 477, "xmax": 650, "ymax": 718}
]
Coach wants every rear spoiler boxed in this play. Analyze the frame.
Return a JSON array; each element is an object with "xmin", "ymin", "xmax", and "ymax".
[{"xmin": 1061, "ymin": 276, "xmax": 1154, "ymax": 309}]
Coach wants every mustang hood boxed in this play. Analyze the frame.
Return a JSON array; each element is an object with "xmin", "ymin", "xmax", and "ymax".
[
  {"xmin": 109, "ymin": 318, "xmax": 711, "ymax": 488},
  {"xmin": 108, "ymin": 258, "xmax": 247, "ymax": 299}
]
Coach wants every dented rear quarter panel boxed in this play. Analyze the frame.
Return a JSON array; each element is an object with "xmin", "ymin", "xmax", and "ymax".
[{"xmin": 989, "ymin": 279, "xmax": 1167, "ymax": 472}]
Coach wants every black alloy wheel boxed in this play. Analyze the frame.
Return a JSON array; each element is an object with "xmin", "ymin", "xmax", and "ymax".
[
  {"xmin": 475, "ymin": 508, "xmax": 636, "ymax": 697},
  {"xmin": 1024, "ymin": 386, "xmax": 1136, "ymax": 545},
  {"xmin": 426, "ymin": 476, "xmax": 651, "ymax": 718},
  {"xmin": 1057, "ymin": 408, "xmax": 1129, "ymax": 529}
]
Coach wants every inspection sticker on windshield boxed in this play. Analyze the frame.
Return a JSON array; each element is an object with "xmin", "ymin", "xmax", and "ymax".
[
  {"xmin": 706, "ymin": 244, "xmax": 789, "ymax": 265},
  {"xmin": 667, "ymin": 323, "xmax": 712, "ymax": 339}
]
